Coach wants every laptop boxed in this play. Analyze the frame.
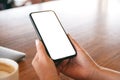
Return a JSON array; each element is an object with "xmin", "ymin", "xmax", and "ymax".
[{"xmin": 0, "ymin": 46, "xmax": 26, "ymax": 62}]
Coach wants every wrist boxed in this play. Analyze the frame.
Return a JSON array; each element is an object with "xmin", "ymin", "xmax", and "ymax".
[
  {"xmin": 81, "ymin": 65, "xmax": 101, "ymax": 80},
  {"xmin": 73, "ymin": 65, "xmax": 100, "ymax": 80},
  {"xmin": 86, "ymin": 65, "xmax": 107, "ymax": 80}
]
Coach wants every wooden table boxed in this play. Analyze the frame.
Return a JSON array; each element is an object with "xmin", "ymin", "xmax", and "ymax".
[{"xmin": 0, "ymin": 0, "xmax": 120, "ymax": 80}]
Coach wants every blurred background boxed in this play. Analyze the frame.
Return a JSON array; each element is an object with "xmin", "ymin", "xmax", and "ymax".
[{"xmin": 0, "ymin": 0, "xmax": 55, "ymax": 10}]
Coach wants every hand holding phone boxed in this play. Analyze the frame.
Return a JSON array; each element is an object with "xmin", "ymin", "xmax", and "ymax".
[{"xmin": 30, "ymin": 10, "xmax": 76, "ymax": 61}]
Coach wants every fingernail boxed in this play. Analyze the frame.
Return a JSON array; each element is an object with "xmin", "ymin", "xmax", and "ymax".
[{"xmin": 35, "ymin": 39, "xmax": 39, "ymax": 46}]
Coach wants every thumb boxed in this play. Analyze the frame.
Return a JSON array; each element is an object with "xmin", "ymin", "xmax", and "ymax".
[
  {"xmin": 35, "ymin": 39, "xmax": 49, "ymax": 58},
  {"xmin": 35, "ymin": 39, "xmax": 42, "ymax": 53}
]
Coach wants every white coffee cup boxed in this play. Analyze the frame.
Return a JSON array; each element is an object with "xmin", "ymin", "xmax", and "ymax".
[{"xmin": 0, "ymin": 58, "xmax": 19, "ymax": 80}]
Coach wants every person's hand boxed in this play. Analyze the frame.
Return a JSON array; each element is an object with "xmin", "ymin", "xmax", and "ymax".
[
  {"xmin": 32, "ymin": 34, "xmax": 120, "ymax": 80},
  {"xmin": 32, "ymin": 40, "xmax": 60, "ymax": 80},
  {"xmin": 56, "ymin": 34, "xmax": 99, "ymax": 80},
  {"xmin": 32, "ymin": 34, "xmax": 99, "ymax": 80},
  {"xmin": 32, "ymin": 35, "xmax": 99, "ymax": 80},
  {"xmin": 57, "ymin": 35, "xmax": 120, "ymax": 80}
]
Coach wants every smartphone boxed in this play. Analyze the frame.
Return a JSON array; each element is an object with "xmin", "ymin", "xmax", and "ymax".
[{"xmin": 30, "ymin": 10, "xmax": 76, "ymax": 61}]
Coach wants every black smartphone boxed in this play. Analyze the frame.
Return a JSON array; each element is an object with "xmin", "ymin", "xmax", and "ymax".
[{"xmin": 30, "ymin": 10, "xmax": 76, "ymax": 61}]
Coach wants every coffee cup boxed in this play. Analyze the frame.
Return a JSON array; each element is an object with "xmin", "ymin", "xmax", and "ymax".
[{"xmin": 0, "ymin": 58, "xmax": 19, "ymax": 80}]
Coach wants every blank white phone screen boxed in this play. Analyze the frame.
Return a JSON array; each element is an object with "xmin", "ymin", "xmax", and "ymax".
[{"xmin": 31, "ymin": 11, "xmax": 76, "ymax": 60}]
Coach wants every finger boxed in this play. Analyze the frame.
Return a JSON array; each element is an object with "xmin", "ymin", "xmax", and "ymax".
[
  {"xmin": 35, "ymin": 39, "xmax": 43, "ymax": 53},
  {"xmin": 35, "ymin": 39, "xmax": 50, "ymax": 60},
  {"xmin": 56, "ymin": 59, "xmax": 70, "ymax": 71},
  {"xmin": 35, "ymin": 39, "xmax": 47, "ymax": 55},
  {"xmin": 68, "ymin": 34, "xmax": 90, "ymax": 59},
  {"xmin": 68, "ymin": 34, "xmax": 81, "ymax": 50},
  {"xmin": 32, "ymin": 52, "xmax": 39, "ymax": 65}
]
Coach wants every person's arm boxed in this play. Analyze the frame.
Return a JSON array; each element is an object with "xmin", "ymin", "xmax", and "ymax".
[
  {"xmin": 56, "ymin": 34, "xmax": 120, "ymax": 80},
  {"xmin": 90, "ymin": 66, "xmax": 120, "ymax": 80},
  {"xmin": 32, "ymin": 34, "xmax": 120, "ymax": 80}
]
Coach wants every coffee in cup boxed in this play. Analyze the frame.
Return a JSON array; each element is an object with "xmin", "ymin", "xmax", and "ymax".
[{"xmin": 0, "ymin": 58, "xmax": 19, "ymax": 80}]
